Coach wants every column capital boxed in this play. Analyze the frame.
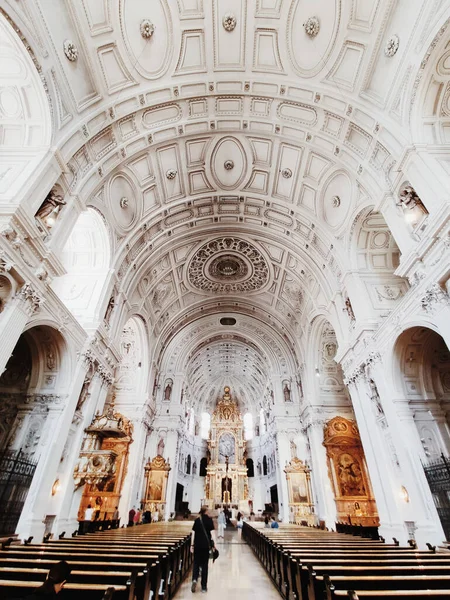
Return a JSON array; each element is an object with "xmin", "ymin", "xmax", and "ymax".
[
  {"xmin": 421, "ymin": 283, "xmax": 450, "ymax": 314},
  {"xmin": 17, "ymin": 283, "xmax": 43, "ymax": 315}
]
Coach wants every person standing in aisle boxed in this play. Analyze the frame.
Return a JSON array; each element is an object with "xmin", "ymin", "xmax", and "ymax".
[
  {"xmin": 217, "ymin": 509, "xmax": 226, "ymax": 540},
  {"xmin": 190, "ymin": 506, "xmax": 216, "ymax": 593}
]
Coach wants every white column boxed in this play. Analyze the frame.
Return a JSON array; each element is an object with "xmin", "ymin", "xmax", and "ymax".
[
  {"xmin": 368, "ymin": 358, "xmax": 445, "ymax": 547},
  {"xmin": 164, "ymin": 428, "xmax": 181, "ymax": 519},
  {"xmin": 55, "ymin": 368, "xmax": 107, "ymax": 534},
  {"xmin": 346, "ymin": 372, "xmax": 407, "ymax": 543},
  {"xmin": 273, "ymin": 429, "xmax": 290, "ymax": 522},
  {"xmin": 307, "ymin": 420, "xmax": 337, "ymax": 528},
  {"xmin": 16, "ymin": 357, "xmax": 87, "ymax": 540},
  {"xmin": 0, "ymin": 285, "xmax": 42, "ymax": 374}
]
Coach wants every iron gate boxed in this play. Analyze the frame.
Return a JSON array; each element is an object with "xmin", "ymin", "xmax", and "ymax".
[
  {"xmin": 423, "ymin": 454, "xmax": 450, "ymax": 542},
  {"xmin": 0, "ymin": 449, "xmax": 37, "ymax": 535}
]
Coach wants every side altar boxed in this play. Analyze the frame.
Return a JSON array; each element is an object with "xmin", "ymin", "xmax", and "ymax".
[{"xmin": 204, "ymin": 387, "xmax": 249, "ymax": 512}]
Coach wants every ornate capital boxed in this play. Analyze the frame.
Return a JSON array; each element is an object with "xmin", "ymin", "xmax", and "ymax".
[
  {"xmin": 18, "ymin": 283, "xmax": 42, "ymax": 315},
  {"xmin": 421, "ymin": 283, "xmax": 450, "ymax": 314},
  {"xmin": 97, "ymin": 363, "xmax": 114, "ymax": 386},
  {"xmin": 343, "ymin": 364, "xmax": 366, "ymax": 386}
]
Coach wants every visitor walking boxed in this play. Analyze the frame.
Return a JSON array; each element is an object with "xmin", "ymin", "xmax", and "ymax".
[
  {"xmin": 217, "ymin": 509, "xmax": 226, "ymax": 540},
  {"xmin": 191, "ymin": 506, "xmax": 216, "ymax": 593},
  {"xmin": 128, "ymin": 506, "xmax": 136, "ymax": 527}
]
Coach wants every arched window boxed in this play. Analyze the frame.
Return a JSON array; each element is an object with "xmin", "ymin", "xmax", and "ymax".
[
  {"xmin": 243, "ymin": 412, "xmax": 253, "ymax": 440},
  {"xmin": 186, "ymin": 454, "xmax": 191, "ymax": 475},
  {"xmin": 246, "ymin": 458, "xmax": 254, "ymax": 478},
  {"xmin": 199, "ymin": 457, "xmax": 208, "ymax": 477},
  {"xmin": 200, "ymin": 412, "xmax": 211, "ymax": 440},
  {"xmin": 263, "ymin": 455, "xmax": 268, "ymax": 476}
]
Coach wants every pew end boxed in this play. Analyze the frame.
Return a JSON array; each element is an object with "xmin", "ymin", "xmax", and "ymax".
[{"xmin": 1, "ymin": 538, "xmax": 13, "ymax": 550}]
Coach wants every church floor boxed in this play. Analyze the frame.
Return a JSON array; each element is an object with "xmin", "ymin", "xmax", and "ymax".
[{"xmin": 174, "ymin": 528, "xmax": 281, "ymax": 599}]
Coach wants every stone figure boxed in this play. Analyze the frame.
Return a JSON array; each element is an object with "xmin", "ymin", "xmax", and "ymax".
[
  {"xmin": 157, "ymin": 436, "xmax": 165, "ymax": 457},
  {"xmin": 164, "ymin": 382, "xmax": 172, "ymax": 401},
  {"xmin": 104, "ymin": 296, "xmax": 115, "ymax": 323},
  {"xmin": 290, "ymin": 439, "xmax": 297, "ymax": 459},
  {"xmin": 46, "ymin": 346, "xmax": 56, "ymax": 371},
  {"xmin": 192, "ymin": 460, "xmax": 197, "ymax": 475},
  {"xmin": 296, "ymin": 375, "xmax": 304, "ymax": 398},
  {"xmin": 76, "ymin": 373, "xmax": 92, "ymax": 412},
  {"xmin": 257, "ymin": 460, "xmax": 262, "ymax": 476},
  {"xmin": 345, "ymin": 297, "xmax": 355, "ymax": 322},
  {"xmin": 283, "ymin": 383, "xmax": 291, "ymax": 402},
  {"xmin": 398, "ymin": 185, "xmax": 427, "ymax": 213},
  {"xmin": 369, "ymin": 379, "xmax": 384, "ymax": 416},
  {"xmin": 35, "ymin": 187, "xmax": 66, "ymax": 221}
]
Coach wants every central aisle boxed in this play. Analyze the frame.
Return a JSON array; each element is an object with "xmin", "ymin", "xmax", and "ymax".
[{"xmin": 174, "ymin": 529, "xmax": 280, "ymax": 599}]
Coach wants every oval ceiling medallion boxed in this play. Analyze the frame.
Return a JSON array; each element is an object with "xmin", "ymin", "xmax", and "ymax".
[
  {"xmin": 287, "ymin": 0, "xmax": 341, "ymax": 77},
  {"xmin": 120, "ymin": 0, "xmax": 173, "ymax": 79},
  {"xmin": 187, "ymin": 237, "xmax": 270, "ymax": 294},
  {"xmin": 209, "ymin": 136, "xmax": 248, "ymax": 191},
  {"xmin": 109, "ymin": 173, "xmax": 138, "ymax": 232},
  {"xmin": 322, "ymin": 171, "xmax": 352, "ymax": 230}
]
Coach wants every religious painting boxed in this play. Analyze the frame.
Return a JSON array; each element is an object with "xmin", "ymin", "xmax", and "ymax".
[
  {"xmin": 218, "ymin": 432, "xmax": 236, "ymax": 464},
  {"xmin": 290, "ymin": 471, "xmax": 308, "ymax": 503},
  {"xmin": 142, "ymin": 455, "xmax": 171, "ymax": 511},
  {"xmin": 323, "ymin": 416, "xmax": 379, "ymax": 526},
  {"xmin": 148, "ymin": 470, "xmax": 164, "ymax": 501},
  {"xmin": 336, "ymin": 452, "xmax": 366, "ymax": 497},
  {"xmin": 284, "ymin": 457, "xmax": 315, "ymax": 524}
]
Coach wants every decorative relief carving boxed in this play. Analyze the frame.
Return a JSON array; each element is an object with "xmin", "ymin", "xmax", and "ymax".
[
  {"xmin": 224, "ymin": 160, "xmax": 234, "ymax": 170},
  {"xmin": 18, "ymin": 284, "xmax": 42, "ymax": 315},
  {"xmin": 304, "ymin": 16, "xmax": 320, "ymax": 38},
  {"xmin": 384, "ymin": 35, "xmax": 399, "ymax": 57},
  {"xmin": 397, "ymin": 184, "xmax": 428, "ymax": 214},
  {"xmin": 222, "ymin": 13, "xmax": 237, "ymax": 32},
  {"xmin": 140, "ymin": 19, "xmax": 155, "ymax": 39},
  {"xmin": 166, "ymin": 169, "xmax": 177, "ymax": 180},
  {"xmin": 281, "ymin": 167, "xmax": 292, "ymax": 179},
  {"xmin": 332, "ymin": 195, "xmax": 341, "ymax": 208},
  {"xmin": 63, "ymin": 39, "xmax": 79, "ymax": 62},
  {"xmin": 120, "ymin": 197, "xmax": 129, "ymax": 209},
  {"xmin": 421, "ymin": 284, "xmax": 450, "ymax": 314},
  {"xmin": 187, "ymin": 237, "xmax": 269, "ymax": 293}
]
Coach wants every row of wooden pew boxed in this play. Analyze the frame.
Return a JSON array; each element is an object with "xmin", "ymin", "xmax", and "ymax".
[
  {"xmin": 0, "ymin": 522, "xmax": 193, "ymax": 599},
  {"xmin": 243, "ymin": 522, "xmax": 450, "ymax": 600}
]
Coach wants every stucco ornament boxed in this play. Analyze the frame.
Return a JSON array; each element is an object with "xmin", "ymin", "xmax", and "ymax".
[
  {"xmin": 166, "ymin": 169, "xmax": 177, "ymax": 180},
  {"xmin": 222, "ymin": 13, "xmax": 237, "ymax": 32},
  {"xmin": 120, "ymin": 197, "xmax": 129, "ymax": 209},
  {"xmin": 304, "ymin": 17, "xmax": 320, "ymax": 38},
  {"xmin": 332, "ymin": 195, "xmax": 341, "ymax": 208},
  {"xmin": 140, "ymin": 19, "xmax": 155, "ymax": 39},
  {"xmin": 385, "ymin": 35, "xmax": 399, "ymax": 57},
  {"xmin": 224, "ymin": 160, "xmax": 234, "ymax": 170},
  {"xmin": 63, "ymin": 40, "xmax": 78, "ymax": 62},
  {"xmin": 281, "ymin": 168, "xmax": 292, "ymax": 179}
]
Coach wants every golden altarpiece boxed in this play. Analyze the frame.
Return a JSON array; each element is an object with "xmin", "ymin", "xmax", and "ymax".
[
  {"xmin": 323, "ymin": 416, "xmax": 379, "ymax": 526},
  {"xmin": 141, "ymin": 454, "xmax": 171, "ymax": 516},
  {"xmin": 205, "ymin": 387, "xmax": 249, "ymax": 511},
  {"xmin": 284, "ymin": 457, "xmax": 316, "ymax": 525}
]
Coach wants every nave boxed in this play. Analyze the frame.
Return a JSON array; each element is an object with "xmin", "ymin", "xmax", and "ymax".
[{"xmin": 2, "ymin": 521, "xmax": 450, "ymax": 599}]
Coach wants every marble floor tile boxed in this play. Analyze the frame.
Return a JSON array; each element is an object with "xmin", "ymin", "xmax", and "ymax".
[{"xmin": 174, "ymin": 531, "xmax": 280, "ymax": 599}]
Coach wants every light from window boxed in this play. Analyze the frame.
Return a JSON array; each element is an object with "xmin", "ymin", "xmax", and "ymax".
[
  {"xmin": 244, "ymin": 412, "xmax": 253, "ymax": 440},
  {"xmin": 200, "ymin": 412, "xmax": 211, "ymax": 439}
]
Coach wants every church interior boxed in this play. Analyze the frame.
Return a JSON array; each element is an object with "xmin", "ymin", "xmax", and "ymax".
[{"xmin": 1, "ymin": 0, "xmax": 450, "ymax": 597}]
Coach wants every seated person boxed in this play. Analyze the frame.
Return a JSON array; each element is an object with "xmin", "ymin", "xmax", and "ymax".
[
  {"xmin": 270, "ymin": 517, "xmax": 279, "ymax": 529},
  {"xmin": 25, "ymin": 560, "xmax": 71, "ymax": 598}
]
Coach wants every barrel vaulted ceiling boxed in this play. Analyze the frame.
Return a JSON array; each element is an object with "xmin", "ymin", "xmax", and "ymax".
[{"xmin": 0, "ymin": 0, "xmax": 444, "ymax": 411}]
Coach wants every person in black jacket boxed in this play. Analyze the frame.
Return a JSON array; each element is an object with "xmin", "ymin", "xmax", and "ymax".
[
  {"xmin": 25, "ymin": 561, "xmax": 71, "ymax": 598},
  {"xmin": 190, "ymin": 506, "xmax": 216, "ymax": 593}
]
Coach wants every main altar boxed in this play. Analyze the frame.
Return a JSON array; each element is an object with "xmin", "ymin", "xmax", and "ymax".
[{"xmin": 204, "ymin": 386, "xmax": 249, "ymax": 512}]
